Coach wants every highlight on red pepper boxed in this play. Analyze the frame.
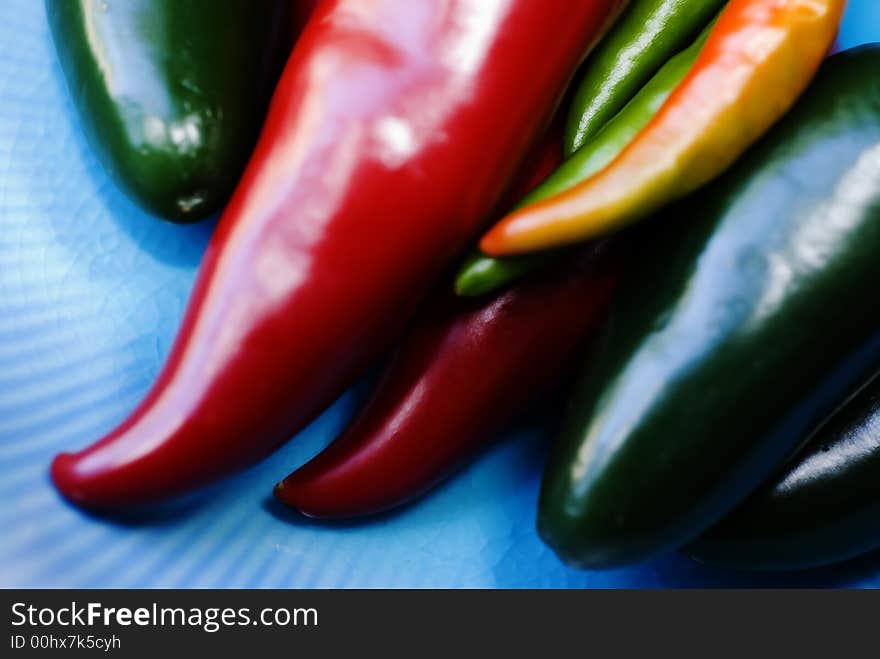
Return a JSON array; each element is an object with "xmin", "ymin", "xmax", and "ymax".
[
  {"xmin": 479, "ymin": 0, "xmax": 846, "ymax": 257},
  {"xmin": 50, "ymin": 0, "xmax": 626, "ymax": 509},
  {"xmin": 273, "ymin": 130, "xmax": 615, "ymax": 519}
]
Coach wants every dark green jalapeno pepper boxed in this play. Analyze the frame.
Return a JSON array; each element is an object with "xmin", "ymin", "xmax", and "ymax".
[
  {"xmin": 564, "ymin": 0, "xmax": 726, "ymax": 155},
  {"xmin": 689, "ymin": 372, "xmax": 880, "ymax": 572},
  {"xmin": 538, "ymin": 46, "xmax": 880, "ymax": 569},
  {"xmin": 46, "ymin": 0, "xmax": 298, "ymax": 222},
  {"xmin": 455, "ymin": 21, "xmax": 715, "ymax": 297}
]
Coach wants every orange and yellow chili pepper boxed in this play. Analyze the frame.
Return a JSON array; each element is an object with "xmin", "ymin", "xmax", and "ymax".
[{"xmin": 480, "ymin": 0, "xmax": 846, "ymax": 256}]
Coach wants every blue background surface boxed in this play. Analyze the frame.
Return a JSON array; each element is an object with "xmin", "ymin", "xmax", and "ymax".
[{"xmin": 1, "ymin": 0, "xmax": 878, "ymax": 588}]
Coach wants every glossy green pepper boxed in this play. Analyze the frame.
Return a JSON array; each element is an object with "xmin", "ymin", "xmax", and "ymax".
[
  {"xmin": 689, "ymin": 372, "xmax": 880, "ymax": 572},
  {"xmin": 564, "ymin": 0, "xmax": 726, "ymax": 155},
  {"xmin": 46, "ymin": 0, "xmax": 297, "ymax": 222},
  {"xmin": 455, "ymin": 20, "xmax": 715, "ymax": 297},
  {"xmin": 539, "ymin": 46, "xmax": 880, "ymax": 569}
]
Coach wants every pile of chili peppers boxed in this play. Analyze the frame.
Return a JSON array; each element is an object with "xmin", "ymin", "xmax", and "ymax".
[{"xmin": 45, "ymin": 0, "xmax": 880, "ymax": 572}]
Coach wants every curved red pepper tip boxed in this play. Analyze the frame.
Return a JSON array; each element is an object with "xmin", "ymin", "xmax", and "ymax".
[
  {"xmin": 273, "ymin": 463, "xmax": 361, "ymax": 518},
  {"xmin": 272, "ymin": 477, "xmax": 319, "ymax": 518},
  {"xmin": 50, "ymin": 452, "xmax": 90, "ymax": 506},
  {"xmin": 51, "ymin": 448, "xmax": 148, "ymax": 509}
]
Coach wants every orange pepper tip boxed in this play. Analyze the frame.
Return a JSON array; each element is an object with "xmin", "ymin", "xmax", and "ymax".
[
  {"xmin": 478, "ymin": 228, "xmax": 509, "ymax": 257},
  {"xmin": 479, "ymin": 213, "xmax": 546, "ymax": 257}
]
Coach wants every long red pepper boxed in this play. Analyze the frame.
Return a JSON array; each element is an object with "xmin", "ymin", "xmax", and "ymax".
[
  {"xmin": 272, "ymin": 128, "xmax": 609, "ymax": 518},
  {"xmin": 51, "ymin": 0, "xmax": 625, "ymax": 508},
  {"xmin": 274, "ymin": 253, "xmax": 616, "ymax": 519}
]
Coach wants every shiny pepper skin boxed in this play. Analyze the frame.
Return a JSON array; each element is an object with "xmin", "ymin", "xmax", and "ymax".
[
  {"xmin": 275, "ymin": 254, "xmax": 617, "ymax": 519},
  {"xmin": 455, "ymin": 19, "xmax": 716, "ymax": 297},
  {"xmin": 564, "ymin": 0, "xmax": 726, "ymax": 155},
  {"xmin": 481, "ymin": 0, "xmax": 846, "ymax": 256},
  {"xmin": 690, "ymin": 371, "xmax": 880, "ymax": 572},
  {"xmin": 46, "ymin": 0, "xmax": 309, "ymax": 222},
  {"xmin": 538, "ymin": 46, "xmax": 880, "ymax": 569},
  {"xmin": 274, "ymin": 132, "xmax": 616, "ymax": 519},
  {"xmin": 50, "ymin": 0, "xmax": 626, "ymax": 508}
]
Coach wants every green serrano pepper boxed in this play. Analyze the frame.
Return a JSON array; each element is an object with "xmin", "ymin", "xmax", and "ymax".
[
  {"xmin": 538, "ymin": 46, "xmax": 880, "ymax": 569},
  {"xmin": 455, "ymin": 21, "xmax": 714, "ymax": 297},
  {"xmin": 564, "ymin": 0, "xmax": 726, "ymax": 155},
  {"xmin": 47, "ymin": 0, "xmax": 296, "ymax": 222},
  {"xmin": 689, "ymin": 371, "xmax": 880, "ymax": 572}
]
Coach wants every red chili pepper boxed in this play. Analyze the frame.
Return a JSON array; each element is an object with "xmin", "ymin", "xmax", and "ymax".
[
  {"xmin": 51, "ymin": 0, "xmax": 625, "ymax": 508},
  {"xmin": 274, "ymin": 253, "xmax": 617, "ymax": 519},
  {"xmin": 272, "ymin": 127, "xmax": 609, "ymax": 518}
]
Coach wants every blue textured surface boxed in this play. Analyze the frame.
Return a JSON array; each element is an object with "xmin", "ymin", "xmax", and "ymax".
[{"xmin": 1, "ymin": 0, "xmax": 878, "ymax": 589}]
